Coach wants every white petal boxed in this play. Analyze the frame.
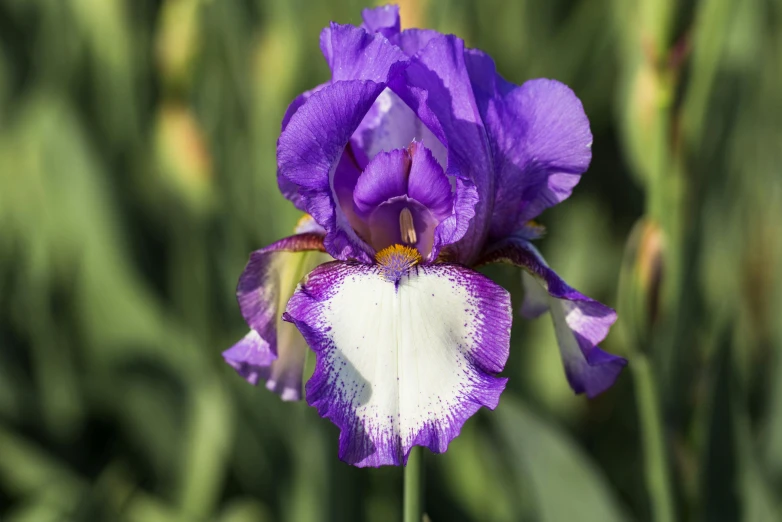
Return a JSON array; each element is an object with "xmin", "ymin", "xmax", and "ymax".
[{"xmin": 286, "ymin": 262, "xmax": 511, "ymax": 466}]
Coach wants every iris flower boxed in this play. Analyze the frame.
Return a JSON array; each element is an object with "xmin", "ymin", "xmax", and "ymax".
[{"xmin": 223, "ymin": 5, "xmax": 626, "ymax": 467}]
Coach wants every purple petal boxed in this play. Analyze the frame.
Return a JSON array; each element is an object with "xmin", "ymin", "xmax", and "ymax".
[
  {"xmin": 278, "ymin": 81, "xmax": 389, "ymax": 263},
  {"xmin": 223, "ymin": 330, "xmax": 275, "ymax": 386},
  {"xmin": 333, "ymin": 143, "xmax": 371, "ymax": 242},
  {"xmin": 285, "ymin": 261, "xmax": 511, "ymax": 467},
  {"xmin": 352, "ymin": 141, "xmax": 452, "ymax": 223},
  {"xmin": 351, "ymin": 88, "xmax": 447, "ymax": 168},
  {"xmin": 351, "ymin": 142, "xmax": 453, "ymax": 259},
  {"xmin": 281, "ymin": 83, "xmax": 327, "ymax": 133},
  {"xmin": 407, "ymin": 140, "xmax": 453, "ymax": 222},
  {"xmin": 463, "ymin": 48, "xmax": 515, "ymax": 106},
  {"xmin": 279, "ymin": 25, "xmax": 409, "ymax": 262},
  {"xmin": 226, "ymin": 233, "xmax": 328, "ymax": 400},
  {"xmin": 353, "ymin": 148, "xmax": 410, "ymax": 217},
  {"xmin": 321, "ymin": 23, "xmax": 408, "ymax": 82},
  {"xmin": 392, "ymin": 29, "xmax": 441, "ymax": 57},
  {"xmin": 237, "ymin": 234, "xmax": 323, "ymax": 342},
  {"xmin": 361, "ymin": 5, "xmax": 400, "ymax": 38},
  {"xmin": 481, "ymin": 238, "xmax": 626, "ymax": 397},
  {"xmin": 277, "ymin": 176, "xmax": 306, "ymax": 214},
  {"xmin": 278, "ymin": 84, "xmax": 328, "ymax": 211},
  {"xmin": 465, "ymin": 50, "xmax": 592, "ymax": 238},
  {"xmin": 223, "ymin": 330, "xmax": 306, "ymax": 401},
  {"xmin": 237, "ymin": 234, "xmax": 326, "ymax": 340},
  {"xmin": 496, "ymin": 80, "xmax": 592, "ymax": 229},
  {"xmin": 391, "ymin": 34, "xmax": 493, "ymax": 264},
  {"xmin": 552, "ymin": 298, "xmax": 624, "ymax": 398}
]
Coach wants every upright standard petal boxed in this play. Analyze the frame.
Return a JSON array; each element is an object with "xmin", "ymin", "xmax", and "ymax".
[
  {"xmin": 321, "ymin": 23, "xmax": 408, "ymax": 83},
  {"xmin": 223, "ymin": 233, "xmax": 328, "ymax": 400},
  {"xmin": 465, "ymin": 50, "xmax": 592, "ymax": 238},
  {"xmin": 391, "ymin": 34, "xmax": 493, "ymax": 264},
  {"xmin": 393, "ymin": 29, "xmax": 441, "ymax": 57},
  {"xmin": 278, "ymin": 84, "xmax": 328, "ymax": 210},
  {"xmin": 479, "ymin": 238, "xmax": 626, "ymax": 398},
  {"xmin": 360, "ymin": 5, "xmax": 400, "ymax": 38},
  {"xmin": 351, "ymin": 88, "xmax": 447, "ymax": 168},
  {"xmin": 285, "ymin": 260, "xmax": 511, "ymax": 467},
  {"xmin": 279, "ymin": 81, "xmax": 389, "ymax": 263},
  {"xmin": 280, "ymin": 26, "xmax": 409, "ymax": 262}
]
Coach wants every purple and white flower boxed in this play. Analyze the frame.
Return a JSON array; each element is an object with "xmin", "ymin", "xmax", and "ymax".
[{"xmin": 223, "ymin": 4, "xmax": 626, "ymax": 467}]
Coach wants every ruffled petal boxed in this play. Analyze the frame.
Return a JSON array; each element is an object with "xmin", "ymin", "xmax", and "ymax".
[
  {"xmin": 464, "ymin": 50, "xmax": 592, "ymax": 238},
  {"xmin": 279, "ymin": 25, "xmax": 409, "ymax": 262},
  {"xmin": 224, "ymin": 233, "xmax": 328, "ymax": 400},
  {"xmin": 237, "ymin": 234, "xmax": 326, "ymax": 338},
  {"xmin": 278, "ymin": 81, "xmax": 390, "ymax": 263},
  {"xmin": 285, "ymin": 261, "xmax": 511, "ymax": 467},
  {"xmin": 223, "ymin": 330, "xmax": 275, "ymax": 385},
  {"xmin": 393, "ymin": 29, "xmax": 441, "ymax": 57},
  {"xmin": 321, "ymin": 23, "xmax": 408, "ymax": 83},
  {"xmin": 223, "ymin": 329, "xmax": 306, "ymax": 401},
  {"xmin": 480, "ymin": 237, "xmax": 626, "ymax": 398},
  {"xmin": 278, "ymin": 84, "xmax": 328, "ymax": 211},
  {"xmin": 361, "ymin": 5, "xmax": 400, "ymax": 38},
  {"xmin": 391, "ymin": 34, "xmax": 493, "ymax": 264}
]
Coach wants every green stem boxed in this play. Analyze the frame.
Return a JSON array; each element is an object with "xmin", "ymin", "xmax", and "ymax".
[
  {"xmin": 633, "ymin": 354, "xmax": 675, "ymax": 522},
  {"xmin": 403, "ymin": 447, "xmax": 424, "ymax": 522}
]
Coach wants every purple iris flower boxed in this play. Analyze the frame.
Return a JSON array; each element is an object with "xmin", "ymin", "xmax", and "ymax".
[{"xmin": 223, "ymin": 5, "xmax": 626, "ymax": 467}]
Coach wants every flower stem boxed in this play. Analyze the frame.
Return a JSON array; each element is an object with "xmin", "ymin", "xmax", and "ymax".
[
  {"xmin": 633, "ymin": 354, "xmax": 675, "ymax": 522},
  {"xmin": 403, "ymin": 447, "xmax": 423, "ymax": 522}
]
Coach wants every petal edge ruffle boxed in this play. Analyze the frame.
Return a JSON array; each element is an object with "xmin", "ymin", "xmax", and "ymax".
[
  {"xmin": 224, "ymin": 233, "xmax": 328, "ymax": 400},
  {"xmin": 285, "ymin": 261, "xmax": 511, "ymax": 466},
  {"xmin": 481, "ymin": 237, "xmax": 626, "ymax": 397},
  {"xmin": 465, "ymin": 49, "xmax": 592, "ymax": 239}
]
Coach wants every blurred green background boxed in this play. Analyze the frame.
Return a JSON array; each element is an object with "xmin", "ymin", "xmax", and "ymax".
[{"xmin": 0, "ymin": 0, "xmax": 780, "ymax": 520}]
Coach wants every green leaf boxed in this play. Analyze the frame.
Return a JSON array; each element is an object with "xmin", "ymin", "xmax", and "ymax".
[
  {"xmin": 217, "ymin": 498, "xmax": 272, "ymax": 522},
  {"xmin": 0, "ymin": 424, "xmax": 85, "ymax": 499},
  {"xmin": 439, "ymin": 421, "xmax": 516, "ymax": 522},
  {"xmin": 122, "ymin": 492, "xmax": 181, "ymax": 522},
  {"xmin": 3, "ymin": 500, "xmax": 69, "ymax": 522},
  {"xmin": 0, "ymin": 424, "xmax": 87, "ymax": 517},
  {"xmin": 176, "ymin": 376, "xmax": 235, "ymax": 520},
  {"xmin": 493, "ymin": 398, "xmax": 629, "ymax": 522}
]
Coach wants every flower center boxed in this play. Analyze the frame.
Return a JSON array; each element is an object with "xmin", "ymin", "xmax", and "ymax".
[
  {"xmin": 344, "ymin": 140, "xmax": 453, "ymax": 263},
  {"xmin": 375, "ymin": 244, "xmax": 421, "ymax": 283},
  {"xmin": 398, "ymin": 207, "xmax": 417, "ymax": 245}
]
